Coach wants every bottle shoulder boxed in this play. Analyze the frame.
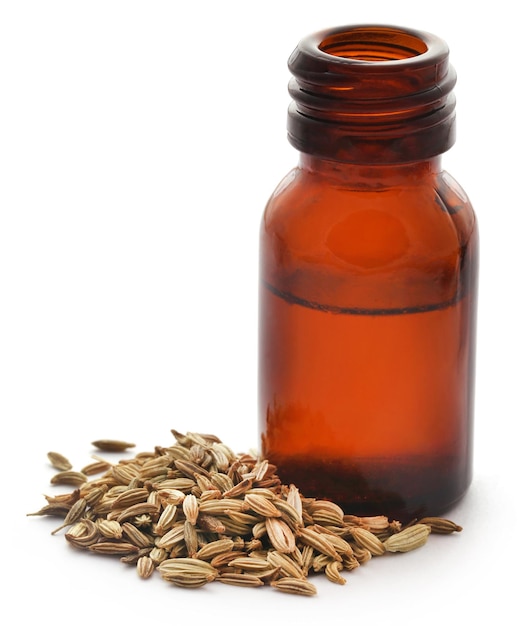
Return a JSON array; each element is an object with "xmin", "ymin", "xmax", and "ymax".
[
  {"xmin": 260, "ymin": 167, "xmax": 478, "ymax": 311},
  {"xmin": 263, "ymin": 167, "xmax": 476, "ymax": 251}
]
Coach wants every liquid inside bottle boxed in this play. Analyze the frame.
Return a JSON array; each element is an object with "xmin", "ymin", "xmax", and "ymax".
[{"xmin": 260, "ymin": 287, "xmax": 476, "ymax": 521}]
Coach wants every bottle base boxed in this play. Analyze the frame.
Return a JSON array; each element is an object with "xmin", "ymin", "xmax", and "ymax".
[{"xmin": 270, "ymin": 454, "xmax": 471, "ymax": 523}]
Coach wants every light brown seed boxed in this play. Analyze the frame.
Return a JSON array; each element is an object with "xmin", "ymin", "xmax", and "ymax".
[
  {"xmin": 197, "ymin": 513, "xmax": 226, "ymax": 534},
  {"xmin": 286, "ymin": 485, "xmax": 303, "ymax": 524},
  {"xmin": 273, "ymin": 499, "xmax": 304, "ymax": 528},
  {"xmin": 97, "ymin": 519, "xmax": 123, "ymax": 539},
  {"xmin": 153, "ymin": 478, "xmax": 196, "ymax": 492},
  {"xmin": 265, "ymin": 517, "xmax": 296, "ymax": 554},
  {"xmin": 156, "ymin": 489, "xmax": 186, "ymax": 506},
  {"xmin": 184, "ymin": 520, "xmax": 198, "ymax": 556},
  {"xmin": 89, "ymin": 542, "xmax": 139, "ymax": 555},
  {"xmin": 80, "ymin": 460, "xmax": 111, "ymax": 476},
  {"xmin": 195, "ymin": 538, "xmax": 235, "ymax": 561},
  {"xmin": 183, "ymin": 494, "xmax": 199, "ymax": 525},
  {"xmin": 121, "ymin": 522, "xmax": 154, "ymax": 549},
  {"xmin": 50, "ymin": 471, "xmax": 87, "ymax": 487},
  {"xmin": 222, "ymin": 477, "xmax": 254, "ymax": 498},
  {"xmin": 350, "ymin": 527, "xmax": 386, "ymax": 556},
  {"xmin": 325, "ymin": 561, "xmax": 347, "ymax": 585},
  {"xmin": 157, "ymin": 523, "xmax": 186, "ymax": 549},
  {"xmin": 218, "ymin": 573, "xmax": 264, "ymax": 587},
  {"xmin": 418, "ymin": 517, "xmax": 463, "ymax": 534},
  {"xmin": 149, "ymin": 546, "xmax": 168, "ymax": 564},
  {"xmin": 136, "ymin": 556, "xmax": 155, "ymax": 579},
  {"xmin": 384, "ymin": 524, "xmax": 431, "ymax": 553},
  {"xmin": 47, "ymin": 451, "xmax": 72, "ymax": 471},
  {"xmin": 228, "ymin": 556, "xmax": 271, "ymax": 572},
  {"xmin": 27, "ymin": 503, "xmax": 71, "ymax": 518},
  {"xmin": 116, "ymin": 503, "xmax": 159, "ymax": 524},
  {"xmin": 157, "ymin": 557, "xmax": 218, "ymax": 579},
  {"xmin": 51, "ymin": 497, "xmax": 87, "ymax": 535},
  {"xmin": 297, "ymin": 527, "xmax": 342, "ymax": 561},
  {"xmin": 271, "ymin": 577, "xmax": 317, "ymax": 597},
  {"xmin": 198, "ymin": 498, "xmax": 244, "ymax": 515},
  {"xmin": 266, "ymin": 550, "xmax": 305, "ymax": 579},
  {"xmin": 65, "ymin": 519, "xmax": 99, "ymax": 548},
  {"xmin": 154, "ymin": 504, "xmax": 178, "ymax": 534},
  {"xmin": 308, "ymin": 500, "xmax": 345, "ymax": 526},
  {"xmin": 91, "ymin": 439, "xmax": 136, "ymax": 452},
  {"xmin": 210, "ymin": 550, "xmax": 248, "ymax": 569},
  {"xmin": 244, "ymin": 493, "xmax": 282, "ymax": 518}
]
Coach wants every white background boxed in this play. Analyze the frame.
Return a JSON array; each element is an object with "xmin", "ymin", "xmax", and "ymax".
[{"xmin": 1, "ymin": 1, "xmax": 528, "ymax": 623}]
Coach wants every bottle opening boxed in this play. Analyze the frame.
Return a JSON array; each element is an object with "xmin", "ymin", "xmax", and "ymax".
[{"xmin": 318, "ymin": 27, "xmax": 428, "ymax": 61}]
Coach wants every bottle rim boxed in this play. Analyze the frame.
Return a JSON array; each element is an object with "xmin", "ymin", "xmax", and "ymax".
[{"xmin": 287, "ymin": 25, "xmax": 457, "ymax": 164}]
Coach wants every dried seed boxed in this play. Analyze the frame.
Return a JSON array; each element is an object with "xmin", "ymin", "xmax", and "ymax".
[
  {"xmin": 156, "ymin": 489, "xmax": 186, "ymax": 506},
  {"xmin": 83, "ymin": 486, "xmax": 110, "ymax": 508},
  {"xmin": 154, "ymin": 504, "xmax": 178, "ymax": 535},
  {"xmin": 273, "ymin": 499, "xmax": 304, "ymax": 529},
  {"xmin": 136, "ymin": 556, "xmax": 155, "ymax": 579},
  {"xmin": 51, "ymin": 497, "xmax": 87, "ymax": 535},
  {"xmin": 307, "ymin": 500, "xmax": 344, "ymax": 526},
  {"xmin": 89, "ymin": 542, "xmax": 139, "ymax": 555},
  {"xmin": 266, "ymin": 550, "xmax": 305, "ymax": 579},
  {"xmin": 80, "ymin": 460, "xmax": 111, "ymax": 476},
  {"xmin": 325, "ymin": 561, "xmax": 347, "ymax": 585},
  {"xmin": 116, "ymin": 503, "xmax": 159, "ymax": 524},
  {"xmin": 272, "ymin": 577, "xmax": 317, "ymax": 597},
  {"xmin": 195, "ymin": 538, "xmax": 235, "ymax": 561},
  {"xmin": 222, "ymin": 477, "xmax": 254, "ymax": 498},
  {"xmin": 228, "ymin": 556, "xmax": 271, "ymax": 572},
  {"xmin": 418, "ymin": 517, "xmax": 463, "ymax": 534},
  {"xmin": 197, "ymin": 513, "xmax": 226, "ymax": 534},
  {"xmin": 121, "ymin": 522, "xmax": 154, "ymax": 548},
  {"xmin": 350, "ymin": 527, "xmax": 386, "ymax": 556},
  {"xmin": 158, "ymin": 557, "xmax": 218, "ymax": 580},
  {"xmin": 252, "ymin": 521, "xmax": 267, "ymax": 539},
  {"xmin": 91, "ymin": 439, "xmax": 136, "ymax": 452},
  {"xmin": 149, "ymin": 546, "xmax": 168, "ymax": 564},
  {"xmin": 27, "ymin": 503, "xmax": 71, "ymax": 518},
  {"xmin": 120, "ymin": 547, "xmax": 152, "ymax": 565},
  {"xmin": 44, "ymin": 490, "xmax": 81, "ymax": 505},
  {"xmin": 96, "ymin": 519, "xmax": 122, "ymax": 539},
  {"xmin": 244, "ymin": 493, "xmax": 282, "ymax": 518},
  {"xmin": 65, "ymin": 519, "xmax": 99, "ymax": 548},
  {"xmin": 384, "ymin": 524, "xmax": 431, "ymax": 553},
  {"xmin": 198, "ymin": 498, "xmax": 244, "ymax": 515},
  {"xmin": 218, "ymin": 573, "xmax": 264, "ymax": 587},
  {"xmin": 157, "ymin": 523, "xmax": 186, "ymax": 549},
  {"xmin": 312, "ymin": 527, "xmax": 354, "ymax": 556},
  {"xmin": 208, "ymin": 472, "xmax": 234, "ymax": 493},
  {"xmin": 174, "ymin": 459, "xmax": 210, "ymax": 479},
  {"xmin": 210, "ymin": 550, "xmax": 248, "ymax": 569},
  {"xmin": 153, "ymin": 478, "xmax": 196, "ymax": 492},
  {"xmin": 47, "ymin": 451, "xmax": 72, "ymax": 471},
  {"xmin": 184, "ymin": 520, "xmax": 198, "ymax": 556},
  {"xmin": 50, "ymin": 471, "xmax": 87, "ymax": 487},
  {"xmin": 297, "ymin": 527, "xmax": 342, "ymax": 561},
  {"xmin": 265, "ymin": 517, "xmax": 296, "ymax": 554},
  {"xmin": 183, "ymin": 494, "xmax": 199, "ymax": 525}
]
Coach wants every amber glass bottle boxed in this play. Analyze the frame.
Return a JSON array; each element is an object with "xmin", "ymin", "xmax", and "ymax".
[{"xmin": 259, "ymin": 25, "xmax": 478, "ymax": 522}]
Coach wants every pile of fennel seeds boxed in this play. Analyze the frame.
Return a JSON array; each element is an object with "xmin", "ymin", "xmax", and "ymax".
[{"xmin": 29, "ymin": 430, "xmax": 462, "ymax": 596}]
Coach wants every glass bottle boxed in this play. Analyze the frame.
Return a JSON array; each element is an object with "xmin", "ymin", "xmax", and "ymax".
[{"xmin": 259, "ymin": 25, "xmax": 479, "ymax": 522}]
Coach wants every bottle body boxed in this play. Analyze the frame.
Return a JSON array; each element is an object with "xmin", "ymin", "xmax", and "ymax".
[
  {"xmin": 259, "ymin": 156, "xmax": 478, "ymax": 521},
  {"xmin": 258, "ymin": 25, "xmax": 478, "ymax": 521}
]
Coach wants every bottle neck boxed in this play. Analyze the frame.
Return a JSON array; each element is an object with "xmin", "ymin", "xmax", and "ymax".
[{"xmin": 299, "ymin": 154, "xmax": 442, "ymax": 188}]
